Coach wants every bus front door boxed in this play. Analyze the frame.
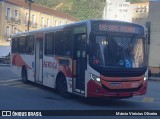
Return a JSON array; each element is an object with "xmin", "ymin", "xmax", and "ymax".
[
  {"xmin": 35, "ymin": 38, "xmax": 43, "ymax": 83},
  {"xmin": 74, "ymin": 34, "xmax": 86, "ymax": 95}
]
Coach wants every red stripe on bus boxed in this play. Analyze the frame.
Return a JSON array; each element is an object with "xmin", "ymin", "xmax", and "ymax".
[{"xmin": 12, "ymin": 54, "xmax": 32, "ymax": 69}]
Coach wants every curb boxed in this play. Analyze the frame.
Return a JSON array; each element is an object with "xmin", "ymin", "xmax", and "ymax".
[
  {"xmin": 0, "ymin": 64, "xmax": 11, "ymax": 67},
  {"xmin": 149, "ymin": 77, "xmax": 160, "ymax": 82}
]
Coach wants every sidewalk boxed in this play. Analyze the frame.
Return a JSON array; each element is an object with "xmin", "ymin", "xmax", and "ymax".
[
  {"xmin": 0, "ymin": 63, "xmax": 10, "ymax": 67},
  {"xmin": 149, "ymin": 77, "xmax": 160, "ymax": 81}
]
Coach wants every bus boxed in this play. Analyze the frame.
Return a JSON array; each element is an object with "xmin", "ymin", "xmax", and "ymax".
[{"xmin": 11, "ymin": 20, "xmax": 148, "ymax": 99}]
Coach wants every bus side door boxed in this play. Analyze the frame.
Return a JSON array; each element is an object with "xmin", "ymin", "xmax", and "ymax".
[
  {"xmin": 73, "ymin": 26, "xmax": 87, "ymax": 94},
  {"xmin": 35, "ymin": 33, "xmax": 44, "ymax": 83}
]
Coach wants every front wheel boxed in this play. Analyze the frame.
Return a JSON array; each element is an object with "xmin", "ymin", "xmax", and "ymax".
[{"xmin": 57, "ymin": 75, "xmax": 70, "ymax": 98}]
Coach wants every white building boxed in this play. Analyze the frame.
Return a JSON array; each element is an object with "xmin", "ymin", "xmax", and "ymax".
[
  {"xmin": 131, "ymin": 2, "xmax": 149, "ymax": 28},
  {"xmin": 147, "ymin": 1, "xmax": 160, "ymax": 75},
  {"xmin": 103, "ymin": 0, "xmax": 132, "ymax": 22}
]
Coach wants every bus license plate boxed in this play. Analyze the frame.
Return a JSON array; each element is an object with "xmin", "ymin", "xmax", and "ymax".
[{"xmin": 131, "ymin": 83, "xmax": 138, "ymax": 88}]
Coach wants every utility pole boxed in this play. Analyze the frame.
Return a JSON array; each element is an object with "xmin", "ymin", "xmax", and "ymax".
[{"xmin": 25, "ymin": 0, "xmax": 34, "ymax": 31}]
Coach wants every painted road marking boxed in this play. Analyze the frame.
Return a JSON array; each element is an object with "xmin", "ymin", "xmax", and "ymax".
[
  {"xmin": 143, "ymin": 97, "xmax": 154, "ymax": 103},
  {"xmin": 0, "ymin": 81, "xmax": 22, "ymax": 86},
  {"xmin": 12, "ymin": 84, "xmax": 31, "ymax": 88},
  {"xmin": 26, "ymin": 87, "xmax": 39, "ymax": 90},
  {"xmin": 123, "ymin": 96, "xmax": 160, "ymax": 105},
  {"xmin": 129, "ymin": 99, "xmax": 160, "ymax": 105},
  {"xmin": 0, "ymin": 78, "xmax": 21, "ymax": 83},
  {"xmin": 0, "ymin": 78, "xmax": 39, "ymax": 90},
  {"xmin": 12, "ymin": 84, "xmax": 39, "ymax": 90}
]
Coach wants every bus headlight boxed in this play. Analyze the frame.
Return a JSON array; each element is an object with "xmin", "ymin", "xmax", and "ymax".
[
  {"xmin": 90, "ymin": 74, "xmax": 100, "ymax": 82},
  {"xmin": 144, "ymin": 76, "xmax": 147, "ymax": 81},
  {"xmin": 144, "ymin": 69, "xmax": 148, "ymax": 81}
]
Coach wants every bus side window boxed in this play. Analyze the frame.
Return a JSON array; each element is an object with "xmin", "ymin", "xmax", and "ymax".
[
  {"xmin": 18, "ymin": 36, "xmax": 26, "ymax": 54},
  {"xmin": 45, "ymin": 33, "xmax": 54, "ymax": 56},
  {"xmin": 26, "ymin": 35, "xmax": 34, "ymax": 55},
  {"xmin": 55, "ymin": 30, "xmax": 71, "ymax": 56},
  {"xmin": 12, "ymin": 38, "xmax": 18, "ymax": 53}
]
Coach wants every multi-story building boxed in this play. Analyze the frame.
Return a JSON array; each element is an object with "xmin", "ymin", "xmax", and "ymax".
[
  {"xmin": 131, "ymin": 2, "xmax": 149, "ymax": 28},
  {"xmin": 0, "ymin": 0, "xmax": 78, "ymax": 46},
  {"xmin": 103, "ymin": 0, "xmax": 132, "ymax": 22},
  {"xmin": 147, "ymin": 1, "xmax": 160, "ymax": 75}
]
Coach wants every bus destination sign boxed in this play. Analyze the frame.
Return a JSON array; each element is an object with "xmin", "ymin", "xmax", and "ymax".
[{"xmin": 94, "ymin": 23, "xmax": 143, "ymax": 34}]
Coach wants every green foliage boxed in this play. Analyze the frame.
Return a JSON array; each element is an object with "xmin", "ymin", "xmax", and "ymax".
[
  {"xmin": 127, "ymin": 0, "xmax": 148, "ymax": 3},
  {"xmin": 34, "ymin": 0, "xmax": 148, "ymax": 20},
  {"xmin": 34, "ymin": 0, "xmax": 105, "ymax": 20}
]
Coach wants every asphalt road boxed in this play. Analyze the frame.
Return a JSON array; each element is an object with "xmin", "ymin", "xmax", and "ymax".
[{"xmin": 0, "ymin": 66, "xmax": 160, "ymax": 119}]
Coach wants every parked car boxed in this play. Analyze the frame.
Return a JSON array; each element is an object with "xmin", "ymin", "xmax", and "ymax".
[{"xmin": 0, "ymin": 46, "xmax": 11, "ymax": 64}]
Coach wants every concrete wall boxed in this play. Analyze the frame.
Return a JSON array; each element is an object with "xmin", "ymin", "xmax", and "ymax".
[
  {"xmin": 148, "ymin": 1, "xmax": 160, "ymax": 73},
  {"xmin": 132, "ymin": 12, "xmax": 148, "ymax": 28}
]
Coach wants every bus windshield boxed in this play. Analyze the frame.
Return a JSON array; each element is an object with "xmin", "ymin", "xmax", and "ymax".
[{"xmin": 90, "ymin": 35, "xmax": 146, "ymax": 69}]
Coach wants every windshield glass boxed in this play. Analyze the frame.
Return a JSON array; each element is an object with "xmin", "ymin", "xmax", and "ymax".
[{"xmin": 90, "ymin": 35, "xmax": 146, "ymax": 69}]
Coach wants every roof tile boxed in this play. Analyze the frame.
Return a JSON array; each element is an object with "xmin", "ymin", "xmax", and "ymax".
[{"xmin": 4, "ymin": 0, "xmax": 79, "ymax": 21}]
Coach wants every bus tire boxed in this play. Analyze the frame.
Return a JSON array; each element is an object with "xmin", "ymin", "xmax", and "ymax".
[
  {"xmin": 21, "ymin": 67, "xmax": 28, "ymax": 84},
  {"xmin": 57, "ymin": 75, "xmax": 70, "ymax": 98}
]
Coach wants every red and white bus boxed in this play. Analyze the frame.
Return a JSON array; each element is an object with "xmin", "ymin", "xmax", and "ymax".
[{"xmin": 11, "ymin": 20, "xmax": 148, "ymax": 98}]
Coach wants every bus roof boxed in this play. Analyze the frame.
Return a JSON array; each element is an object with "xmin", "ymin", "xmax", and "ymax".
[{"xmin": 12, "ymin": 20, "xmax": 144, "ymax": 37}]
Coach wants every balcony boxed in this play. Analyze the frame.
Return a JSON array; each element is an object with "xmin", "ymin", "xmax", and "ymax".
[
  {"xmin": 14, "ymin": 18, "xmax": 21, "ymax": 24},
  {"xmin": 5, "ymin": 16, "xmax": 21, "ymax": 24}
]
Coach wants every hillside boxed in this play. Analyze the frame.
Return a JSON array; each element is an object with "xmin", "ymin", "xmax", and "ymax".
[{"xmin": 35, "ymin": 0, "xmax": 148, "ymax": 20}]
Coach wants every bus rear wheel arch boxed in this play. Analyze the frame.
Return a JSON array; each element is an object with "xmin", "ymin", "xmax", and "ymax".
[
  {"xmin": 21, "ymin": 66, "xmax": 28, "ymax": 83},
  {"xmin": 56, "ymin": 73, "xmax": 71, "ymax": 98}
]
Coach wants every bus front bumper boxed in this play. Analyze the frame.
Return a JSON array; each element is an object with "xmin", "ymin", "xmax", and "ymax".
[{"xmin": 87, "ymin": 80, "xmax": 147, "ymax": 98}]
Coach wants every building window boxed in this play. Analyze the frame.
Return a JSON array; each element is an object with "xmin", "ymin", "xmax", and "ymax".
[
  {"xmin": 47, "ymin": 18, "xmax": 50, "ymax": 27},
  {"xmin": 32, "ymin": 14, "xmax": 36, "ymax": 25},
  {"xmin": 109, "ymin": 3, "xmax": 112, "ymax": 6},
  {"xmin": 52, "ymin": 18, "xmax": 54, "ymax": 26},
  {"xmin": 14, "ymin": 28, "xmax": 17, "ymax": 34},
  {"xmin": 6, "ymin": 8, "xmax": 11, "ymax": 19},
  {"xmin": 55, "ymin": 20, "xmax": 58, "ymax": 26},
  {"xmin": 15, "ymin": 10, "xmax": 18, "ymax": 20},
  {"xmin": 119, "ymin": 4, "xmax": 122, "ymax": 7},
  {"xmin": 6, "ymin": 26, "xmax": 10, "ymax": 37},
  {"xmin": 25, "ymin": 13, "xmax": 29, "ymax": 24},
  {"xmin": 41, "ymin": 17, "xmax": 44, "ymax": 27},
  {"xmin": 60, "ymin": 21, "xmax": 63, "ymax": 26}
]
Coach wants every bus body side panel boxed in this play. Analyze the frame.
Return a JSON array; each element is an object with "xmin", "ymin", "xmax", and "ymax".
[
  {"xmin": 42, "ymin": 56, "xmax": 59, "ymax": 88},
  {"xmin": 42, "ymin": 55, "xmax": 73, "ymax": 93},
  {"xmin": 55, "ymin": 57, "xmax": 73, "ymax": 93},
  {"xmin": 12, "ymin": 54, "xmax": 21, "ymax": 77},
  {"xmin": 11, "ymin": 54, "xmax": 35, "ymax": 82}
]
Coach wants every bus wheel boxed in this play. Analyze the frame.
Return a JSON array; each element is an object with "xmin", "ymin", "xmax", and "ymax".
[
  {"xmin": 57, "ymin": 75, "xmax": 70, "ymax": 98},
  {"xmin": 22, "ymin": 67, "xmax": 28, "ymax": 83}
]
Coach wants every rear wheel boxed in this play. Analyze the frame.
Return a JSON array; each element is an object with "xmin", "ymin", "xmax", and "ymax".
[
  {"xmin": 22, "ymin": 67, "xmax": 28, "ymax": 83},
  {"xmin": 57, "ymin": 75, "xmax": 70, "ymax": 98}
]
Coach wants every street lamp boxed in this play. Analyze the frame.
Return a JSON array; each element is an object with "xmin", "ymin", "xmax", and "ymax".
[{"xmin": 25, "ymin": 0, "xmax": 34, "ymax": 31}]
